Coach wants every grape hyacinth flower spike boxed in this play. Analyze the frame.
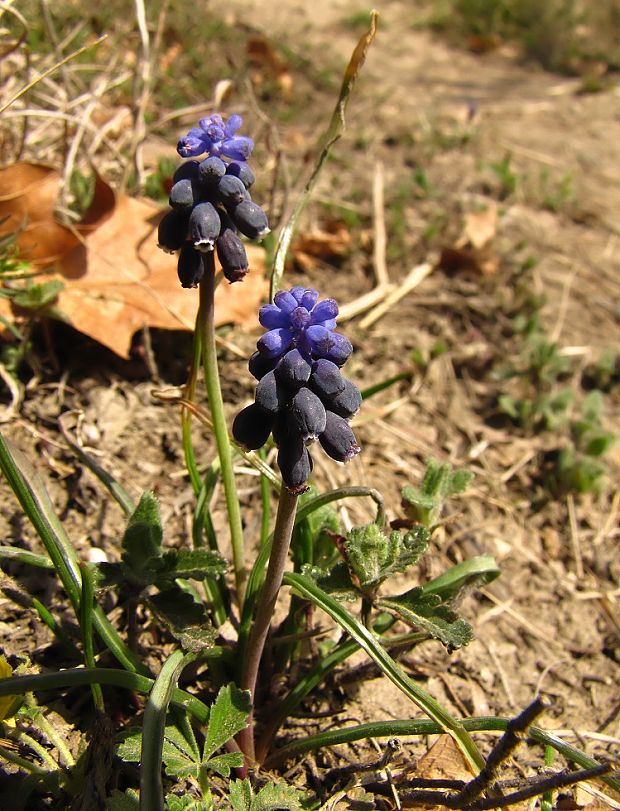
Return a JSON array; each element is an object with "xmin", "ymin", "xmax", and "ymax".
[
  {"xmin": 157, "ymin": 112, "xmax": 269, "ymax": 285},
  {"xmin": 233, "ymin": 287, "xmax": 361, "ymax": 492}
]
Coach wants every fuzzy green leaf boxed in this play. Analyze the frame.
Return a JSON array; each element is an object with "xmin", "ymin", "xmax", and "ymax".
[
  {"xmin": 106, "ymin": 789, "xmax": 140, "ymax": 810},
  {"xmin": 344, "ymin": 523, "xmax": 395, "ymax": 588},
  {"xmin": 252, "ymin": 783, "xmax": 304, "ymax": 810},
  {"xmin": 229, "ymin": 779, "xmax": 253, "ymax": 811},
  {"xmin": 149, "ymin": 588, "xmax": 217, "ymax": 653},
  {"xmin": 116, "ymin": 730, "xmax": 143, "ymax": 763},
  {"xmin": 203, "ymin": 684, "xmax": 251, "ymax": 760},
  {"xmin": 201, "ymin": 751, "xmax": 243, "ymax": 777},
  {"xmin": 121, "ymin": 492, "xmax": 163, "ymax": 576},
  {"xmin": 158, "ymin": 548, "xmax": 227, "ymax": 581},
  {"xmin": 301, "ymin": 562, "xmax": 357, "ymax": 601},
  {"xmin": 161, "ymin": 725, "xmax": 200, "ymax": 777},
  {"xmin": 378, "ymin": 590, "xmax": 473, "ymax": 650},
  {"xmin": 165, "ymin": 795, "xmax": 210, "ymax": 811},
  {"xmin": 421, "ymin": 555, "xmax": 500, "ymax": 603}
]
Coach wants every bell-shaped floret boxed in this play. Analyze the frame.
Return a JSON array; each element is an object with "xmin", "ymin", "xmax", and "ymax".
[
  {"xmin": 217, "ymin": 174, "xmax": 249, "ymax": 207},
  {"xmin": 226, "ymin": 161, "xmax": 255, "ymax": 189},
  {"xmin": 288, "ymin": 388, "xmax": 327, "ymax": 444},
  {"xmin": 231, "ymin": 200, "xmax": 269, "ymax": 240},
  {"xmin": 157, "ymin": 209, "xmax": 189, "ymax": 253},
  {"xmin": 319, "ymin": 411, "xmax": 360, "ymax": 462},
  {"xmin": 216, "ymin": 226, "xmax": 248, "ymax": 283},
  {"xmin": 309, "ymin": 358, "xmax": 346, "ymax": 399},
  {"xmin": 232, "ymin": 403, "xmax": 273, "ymax": 451},
  {"xmin": 198, "ymin": 156, "xmax": 227, "ymax": 188},
  {"xmin": 328, "ymin": 379, "xmax": 362, "ymax": 418},
  {"xmin": 169, "ymin": 178, "xmax": 199, "ymax": 210},
  {"xmin": 257, "ymin": 328, "xmax": 294, "ymax": 359},
  {"xmin": 177, "ymin": 242, "xmax": 204, "ymax": 289},
  {"xmin": 189, "ymin": 202, "xmax": 221, "ymax": 252},
  {"xmin": 255, "ymin": 370, "xmax": 289, "ymax": 415},
  {"xmin": 173, "ymin": 160, "xmax": 200, "ymax": 184},
  {"xmin": 277, "ymin": 435, "xmax": 313, "ymax": 493},
  {"xmin": 275, "ymin": 349, "xmax": 312, "ymax": 389},
  {"xmin": 248, "ymin": 351, "xmax": 278, "ymax": 380}
]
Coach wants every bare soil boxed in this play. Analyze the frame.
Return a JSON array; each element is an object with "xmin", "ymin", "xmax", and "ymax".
[{"xmin": 1, "ymin": 0, "xmax": 619, "ymax": 805}]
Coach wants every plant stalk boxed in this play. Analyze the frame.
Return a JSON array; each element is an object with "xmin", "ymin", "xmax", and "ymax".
[
  {"xmin": 199, "ymin": 253, "xmax": 246, "ymax": 602},
  {"xmin": 238, "ymin": 487, "xmax": 299, "ymax": 764}
]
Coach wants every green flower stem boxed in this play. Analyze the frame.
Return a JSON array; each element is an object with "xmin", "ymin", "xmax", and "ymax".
[
  {"xmin": 199, "ymin": 254, "xmax": 246, "ymax": 602},
  {"xmin": 181, "ymin": 306, "xmax": 203, "ymax": 494},
  {"xmin": 263, "ymin": 718, "xmax": 620, "ymax": 796},
  {"xmin": 238, "ymin": 487, "xmax": 299, "ymax": 764}
]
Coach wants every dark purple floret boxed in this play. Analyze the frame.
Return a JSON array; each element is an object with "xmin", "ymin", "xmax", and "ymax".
[
  {"xmin": 217, "ymin": 174, "xmax": 250, "ymax": 207},
  {"xmin": 177, "ymin": 242, "xmax": 204, "ymax": 289},
  {"xmin": 169, "ymin": 178, "xmax": 199, "ymax": 210},
  {"xmin": 275, "ymin": 349, "xmax": 312, "ymax": 389},
  {"xmin": 216, "ymin": 226, "xmax": 248, "ymax": 284},
  {"xmin": 226, "ymin": 161, "xmax": 255, "ymax": 189},
  {"xmin": 198, "ymin": 155, "xmax": 227, "ymax": 188},
  {"xmin": 189, "ymin": 202, "xmax": 221, "ymax": 252},
  {"xmin": 319, "ymin": 411, "xmax": 360, "ymax": 462},
  {"xmin": 248, "ymin": 351, "xmax": 278, "ymax": 380},
  {"xmin": 277, "ymin": 436, "xmax": 313, "ymax": 493},
  {"xmin": 288, "ymin": 388, "xmax": 327, "ymax": 444},
  {"xmin": 173, "ymin": 160, "xmax": 200, "ymax": 184},
  {"xmin": 158, "ymin": 209, "xmax": 189, "ymax": 253},
  {"xmin": 328, "ymin": 379, "xmax": 362, "ymax": 418},
  {"xmin": 255, "ymin": 370, "xmax": 289, "ymax": 415},
  {"xmin": 231, "ymin": 200, "xmax": 270, "ymax": 240},
  {"xmin": 232, "ymin": 404, "xmax": 273, "ymax": 451},
  {"xmin": 309, "ymin": 359, "xmax": 346, "ymax": 399}
]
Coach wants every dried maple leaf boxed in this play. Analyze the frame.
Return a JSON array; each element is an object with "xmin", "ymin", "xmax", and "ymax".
[{"xmin": 0, "ymin": 162, "xmax": 267, "ymax": 358}]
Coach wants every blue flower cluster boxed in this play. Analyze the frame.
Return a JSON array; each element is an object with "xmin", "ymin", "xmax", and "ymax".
[
  {"xmin": 233, "ymin": 287, "xmax": 361, "ymax": 492},
  {"xmin": 157, "ymin": 113, "xmax": 269, "ymax": 286}
]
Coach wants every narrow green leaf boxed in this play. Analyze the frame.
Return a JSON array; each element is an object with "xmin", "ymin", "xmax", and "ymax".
[
  {"xmin": 284, "ymin": 572, "xmax": 485, "ymax": 773},
  {"xmin": 0, "ymin": 546, "xmax": 52, "ymax": 568},
  {"xmin": 59, "ymin": 415, "xmax": 135, "ymax": 516},
  {"xmin": 141, "ymin": 651, "xmax": 193, "ymax": 811},
  {"xmin": 203, "ymin": 684, "xmax": 251, "ymax": 760},
  {"xmin": 0, "ymin": 667, "xmax": 210, "ymax": 723},
  {"xmin": 0, "ymin": 434, "xmax": 82, "ymax": 610}
]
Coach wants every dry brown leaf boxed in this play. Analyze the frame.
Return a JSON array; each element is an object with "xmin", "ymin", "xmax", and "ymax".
[
  {"xmin": 247, "ymin": 36, "xmax": 293, "ymax": 97},
  {"xmin": 0, "ymin": 162, "xmax": 267, "ymax": 358},
  {"xmin": 457, "ymin": 205, "xmax": 498, "ymax": 250},
  {"xmin": 438, "ymin": 245, "xmax": 499, "ymax": 277}
]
